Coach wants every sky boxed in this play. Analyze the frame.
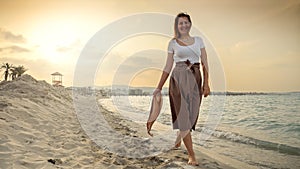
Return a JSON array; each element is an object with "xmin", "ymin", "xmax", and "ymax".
[{"xmin": 0, "ymin": 0, "xmax": 299, "ymax": 92}]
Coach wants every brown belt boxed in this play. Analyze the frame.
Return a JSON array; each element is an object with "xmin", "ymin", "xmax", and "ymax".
[{"xmin": 180, "ymin": 59, "xmax": 200, "ymax": 73}]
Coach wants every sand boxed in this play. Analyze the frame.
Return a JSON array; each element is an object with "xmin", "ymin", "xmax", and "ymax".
[{"xmin": 0, "ymin": 75, "xmax": 252, "ymax": 168}]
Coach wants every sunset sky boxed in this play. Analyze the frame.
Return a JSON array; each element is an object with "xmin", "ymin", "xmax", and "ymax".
[{"xmin": 0, "ymin": 0, "xmax": 299, "ymax": 92}]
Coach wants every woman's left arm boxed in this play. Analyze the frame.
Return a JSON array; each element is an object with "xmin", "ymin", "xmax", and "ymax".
[{"xmin": 201, "ymin": 48, "xmax": 210, "ymax": 97}]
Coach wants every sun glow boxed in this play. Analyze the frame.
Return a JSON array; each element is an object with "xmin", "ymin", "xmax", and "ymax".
[{"xmin": 31, "ymin": 23, "xmax": 81, "ymax": 64}]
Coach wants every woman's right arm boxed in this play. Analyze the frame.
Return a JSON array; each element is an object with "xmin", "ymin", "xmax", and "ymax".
[{"xmin": 154, "ymin": 53, "xmax": 174, "ymax": 94}]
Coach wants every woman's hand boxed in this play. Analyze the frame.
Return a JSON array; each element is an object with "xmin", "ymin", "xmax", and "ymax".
[
  {"xmin": 153, "ymin": 88, "xmax": 161, "ymax": 96},
  {"xmin": 202, "ymin": 85, "xmax": 210, "ymax": 97}
]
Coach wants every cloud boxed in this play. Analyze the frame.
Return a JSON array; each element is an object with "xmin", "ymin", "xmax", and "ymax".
[
  {"xmin": 0, "ymin": 28, "xmax": 26, "ymax": 43},
  {"xmin": 116, "ymin": 50, "xmax": 165, "ymax": 72},
  {"xmin": 0, "ymin": 45, "xmax": 30, "ymax": 54},
  {"xmin": 229, "ymin": 39, "xmax": 261, "ymax": 55},
  {"xmin": 56, "ymin": 39, "xmax": 81, "ymax": 53},
  {"xmin": 111, "ymin": 50, "xmax": 166, "ymax": 85},
  {"xmin": 56, "ymin": 46, "xmax": 71, "ymax": 53},
  {"xmin": 233, "ymin": 39, "xmax": 259, "ymax": 48}
]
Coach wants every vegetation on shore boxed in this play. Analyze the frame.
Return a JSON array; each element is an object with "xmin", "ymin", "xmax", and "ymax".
[{"xmin": 1, "ymin": 63, "xmax": 27, "ymax": 81}]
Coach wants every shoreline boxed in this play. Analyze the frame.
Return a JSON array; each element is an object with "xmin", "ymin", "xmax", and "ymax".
[{"xmin": 96, "ymin": 96, "xmax": 255, "ymax": 169}]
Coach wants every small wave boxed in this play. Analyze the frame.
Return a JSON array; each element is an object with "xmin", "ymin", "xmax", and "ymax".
[{"xmin": 196, "ymin": 127, "xmax": 300, "ymax": 156}]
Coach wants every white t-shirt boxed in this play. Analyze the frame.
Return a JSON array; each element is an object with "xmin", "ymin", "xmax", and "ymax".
[{"xmin": 168, "ymin": 36, "xmax": 205, "ymax": 64}]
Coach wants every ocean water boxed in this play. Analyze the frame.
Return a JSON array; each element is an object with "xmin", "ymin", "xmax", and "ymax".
[{"xmin": 99, "ymin": 92, "xmax": 300, "ymax": 169}]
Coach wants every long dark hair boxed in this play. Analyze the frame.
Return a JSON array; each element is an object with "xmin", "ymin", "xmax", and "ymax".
[{"xmin": 174, "ymin": 12, "xmax": 192, "ymax": 39}]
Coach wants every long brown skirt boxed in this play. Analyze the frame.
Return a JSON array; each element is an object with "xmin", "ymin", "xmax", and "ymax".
[{"xmin": 169, "ymin": 61, "xmax": 202, "ymax": 131}]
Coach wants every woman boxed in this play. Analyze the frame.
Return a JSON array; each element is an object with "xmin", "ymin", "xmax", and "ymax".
[{"xmin": 152, "ymin": 12, "xmax": 210, "ymax": 166}]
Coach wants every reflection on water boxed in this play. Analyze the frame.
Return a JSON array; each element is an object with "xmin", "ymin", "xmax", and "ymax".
[{"xmin": 100, "ymin": 93, "xmax": 300, "ymax": 169}]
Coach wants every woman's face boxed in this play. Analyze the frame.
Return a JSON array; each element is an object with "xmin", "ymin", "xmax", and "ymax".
[{"xmin": 177, "ymin": 17, "xmax": 191, "ymax": 36}]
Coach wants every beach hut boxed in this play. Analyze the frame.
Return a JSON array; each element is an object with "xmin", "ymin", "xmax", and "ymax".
[{"xmin": 51, "ymin": 72, "xmax": 63, "ymax": 86}]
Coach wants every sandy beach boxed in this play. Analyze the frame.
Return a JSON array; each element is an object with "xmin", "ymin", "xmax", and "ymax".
[{"xmin": 0, "ymin": 75, "xmax": 253, "ymax": 169}]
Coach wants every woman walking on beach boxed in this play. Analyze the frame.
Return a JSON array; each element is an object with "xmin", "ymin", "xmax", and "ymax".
[{"xmin": 149, "ymin": 12, "xmax": 210, "ymax": 166}]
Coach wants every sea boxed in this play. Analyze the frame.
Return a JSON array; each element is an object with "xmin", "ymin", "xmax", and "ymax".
[{"xmin": 99, "ymin": 92, "xmax": 300, "ymax": 169}]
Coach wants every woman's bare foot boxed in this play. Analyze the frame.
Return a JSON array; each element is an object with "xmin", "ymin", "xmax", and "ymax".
[
  {"xmin": 175, "ymin": 140, "xmax": 181, "ymax": 148},
  {"xmin": 173, "ymin": 131, "xmax": 181, "ymax": 149},
  {"xmin": 171, "ymin": 141, "xmax": 181, "ymax": 150},
  {"xmin": 188, "ymin": 154, "xmax": 199, "ymax": 166}
]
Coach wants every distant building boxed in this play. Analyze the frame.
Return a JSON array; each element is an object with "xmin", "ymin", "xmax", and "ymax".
[
  {"xmin": 129, "ymin": 89, "xmax": 143, "ymax": 95},
  {"xmin": 51, "ymin": 72, "xmax": 63, "ymax": 87}
]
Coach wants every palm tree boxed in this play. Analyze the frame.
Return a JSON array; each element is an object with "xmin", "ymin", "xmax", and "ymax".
[
  {"xmin": 1, "ymin": 63, "xmax": 13, "ymax": 81},
  {"xmin": 14, "ymin": 65, "xmax": 27, "ymax": 77},
  {"xmin": 10, "ymin": 68, "xmax": 17, "ymax": 80},
  {"xmin": 10, "ymin": 65, "xmax": 27, "ymax": 80}
]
